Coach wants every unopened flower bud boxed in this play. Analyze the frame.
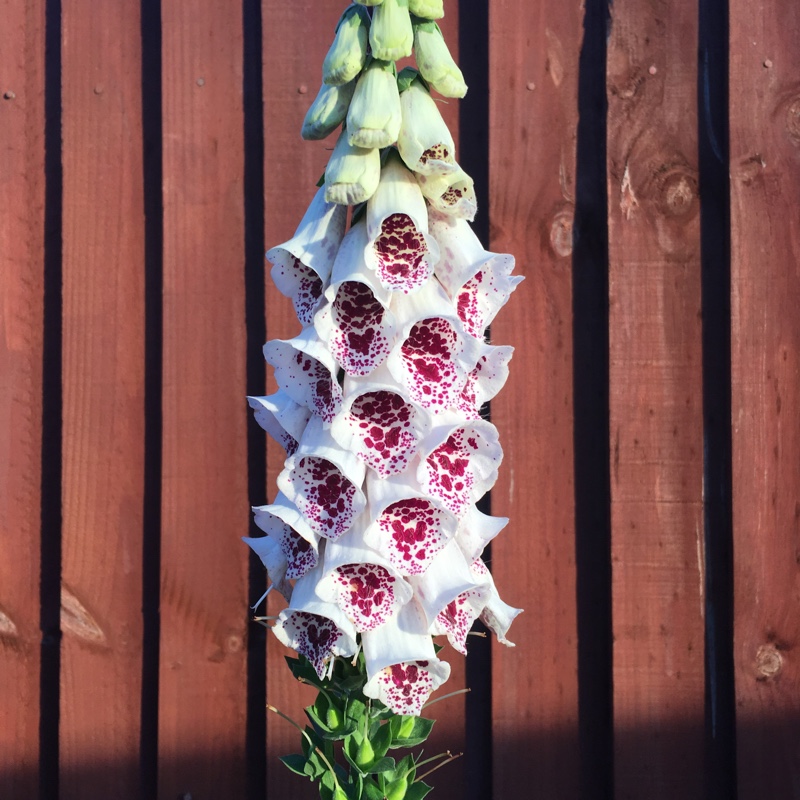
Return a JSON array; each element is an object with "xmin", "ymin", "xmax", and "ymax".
[
  {"xmin": 323, "ymin": 5, "xmax": 370, "ymax": 86},
  {"xmin": 347, "ymin": 58, "xmax": 401, "ymax": 149},
  {"xmin": 413, "ymin": 20, "xmax": 467, "ymax": 98},
  {"xmin": 409, "ymin": 0, "xmax": 444, "ymax": 18},
  {"xmin": 301, "ymin": 80, "xmax": 355, "ymax": 140},
  {"xmin": 370, "ymin": 0, "xmax": 413, "ymax": 61},
  {"xmin": 354, "ymin": 0, "xmax": 383, "ymax": 5},
  {"xmin": 325, "ymin": 128, "xmax": 381, "ymax": 205}
]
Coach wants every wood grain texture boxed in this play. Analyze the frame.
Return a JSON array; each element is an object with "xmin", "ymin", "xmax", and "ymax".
[
  {"xmin": 59, "ymin": 2, "xmax": 146, "ymax": 795},
  {"xmin": 260, "ymin": 3, "xmax": 465, "ymax": 798},
  {"xmin": 0, "ymin": 1, "xmax": 45, "ymax": 796},
  {"xmin": 606, "ymin": 3, "xmax": 706, "ymax": 798},
  {"xmin": 159, "ymin": 1, "xmax": 249, "ymax": 795},
  {"xmin": 729, "ymin": 2, "xmax": 800, "ymax": 796},
  {"xmin": 489, "ymin": 1, "xmax": 581, "ymax": 797}
]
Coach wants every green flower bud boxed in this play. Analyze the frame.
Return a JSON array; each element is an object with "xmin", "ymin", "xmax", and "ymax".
[
  {"xmin": 333, "ymin": 786, "xmax": 349, "ymax": 800},
  {"xmin": 385, "ymin": 776, "xmax": 409, "ymax": 800},
  {"xmin": 325, "ymin": 128, "xmax": 380, "ymax": 205},
  {"xmin": 409, "ymin": 0, "xmax": 444, "ymax": 19},
  {"xmin": 355, "ymin": 734, "xmax": 376, "ymax": 768},
  {"xmin": 413, "ymin": 21, "xmax": 467, "ymax": 98},
  {"xmin": 347, "ymin": 59, "xmax": 401, "ymax": 149},
  {"xmin": 397, "ymin": 72, "xmax": 457, "ymax": 175},
  {"xmin": 301, "ymin": 80, "xmax": 356, "ymax": 140},
  {"xmin": 397, "ymin": 715, "xmax": 416, "ymax": 739},
  {"xmin": 370, "ymin": 0, "xmax": 413, "ymax": 61},
  {"xmin": 323, "ymin": 5, "xmax": 370, "ymax": 86}
]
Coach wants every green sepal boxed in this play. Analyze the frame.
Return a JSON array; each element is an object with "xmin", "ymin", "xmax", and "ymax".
[
  {"xmin": 279, "ymin": 753, "xmax": 309, "ymax": 777},
  {"xmin": 388, "ymin": 715, "xmax": 435, "ymax": 748},
  {"xmin": 316, "ymin": 171, "xmax": 326, "ymax": 188},
  {"xmin": 362, "ymin": 777, "xmax": 387, "ymax": 800},
  {"xmin": 396, "ymin": 66, "xmax": 429, "ymax": 93},
  {"xmin": 286, "ymin": 654, "xmax": 325, "ymax": 689},
  {"xmin": 369, "ymin": 756, "xmax": 398, "ymax": 774},
  {"xmin": 405, "ymin": 781, "xmax": 434, "ymax": 800}
]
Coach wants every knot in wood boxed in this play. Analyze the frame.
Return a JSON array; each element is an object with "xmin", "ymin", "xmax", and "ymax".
[
  {"xmin": 657, "ymin": 170, "xmax": 698, "ymax": 219},
  {"xmin": 549, "ymin": 208, "xmax": 574, "ymax": 258},
  {"xmin": 755, "ymin": 643, "xmax": 783, "ymax": 681},
  {"xmin": 785, "ymin": 98, "xmax": 800, "ymax": 143}
]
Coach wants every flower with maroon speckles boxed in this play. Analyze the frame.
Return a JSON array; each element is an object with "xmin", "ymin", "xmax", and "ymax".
[
  {"xmin": 415, "ymin": 166, "xmax": 477, "ymax": 220},
  {"xmin": 247, "ymin": 391, "xmax": 311, "ymax": 457}
]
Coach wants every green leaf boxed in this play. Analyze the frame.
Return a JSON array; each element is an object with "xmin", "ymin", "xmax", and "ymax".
[
  {"xmin": 279, "ymin": 753, "xmax": 308, "ymax": 777},
  {"xmin": 369, "ymin": 756, "xmax": 398, "ymax": 774},
  {"xmin": 405, "ymin": 781, "xmax": 434, "ymax": 800},
  {"xmin": 397, "ymin": 66, "xmax": 426, "ymax": 93},
  {"xmin": 389, "ymin": 716, "xmax": 434, "ymax": 748},
  {"xmin": 361, "ymin": 777, "xmax": 386, "ymax": 800},
  {"xmin": 370, "ymin": 721, "xmax": 394, "ymax": 759}
]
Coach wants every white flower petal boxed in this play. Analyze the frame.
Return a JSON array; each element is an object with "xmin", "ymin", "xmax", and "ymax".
[
  {"xmin": 279, "ymin": 416, "xmax": 367, "ymax": 540},
  {"xmin": 301, "ymin": 80, "xmax": 356, "ymax": 140},
  {"xmin": 416, "ymin": 167, "xmax": 477, "ymax": 220},
  {"xmin": 412, "ymin": 21, "xmax": 467, "ymax": 98},
  {"xmin": 325, "ymin": 129, "xmax": 381, "ymax": 205},
  {"xmin": 323, "ymin": 5, "xmax": 370, "ymax": 86},
  {"xmin": 347, "ymin": 59, "xmax": 402, "ymax": 149},
  {"xmin": 397, "ymin": 77, "xmax": 457, "ymax": 176},
  {"xmin": 453, "ymin": 344, "xmax": 514, "ymax": 420},
  {"xmin": 247, "ymin": 391, "xmax": 312, "ymax": 455},
  {"xmin": 315, "ymin": 515, "xmax": 413, "ymax": 632},
  {"xmin": 273, "ymin": 565, "xmax": 358, "ymax": 678},
  {"xmin": 470, "ymin": 558, "xmax": 523, "ymax": 647},
  {"xmin": 408, "ymin": 0, "xmax": 443, "ymax": 19},
  {"xmin": 365, "ymin": 151, "xmax": 440, "ymax": 293},
  {"xmin": 417, "ymin": 413, "xmax": 503, "ymax": 517},
  {"xmin": 454, "ymin": 504, "xmax": 508, "ymax": 564},
  {"xmin": 242, "ymin": 532, "xmax": 293, "ymax": 600},
  {"xmin": 369, "ymin": 0, "xmax": 413, "ymax": 62},
  {"xmin": 266, "ymin": 187, "xmax": 347, "ymax": 325},
  {"xmin": 362, "ymin": 601, "xmax": 450, "ymax": 715},
  {"xmin": 263, "ymin": 328, "xmax": 343, "ymax": 423}
]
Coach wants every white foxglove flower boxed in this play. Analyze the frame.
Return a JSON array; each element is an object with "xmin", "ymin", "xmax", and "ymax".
[
  {"xmin": 369, "ymin": 0, "xmax": 413, "ymax": 62},
  {"xmin": 315, "ymin": 515, "xmax": 413, "ymax": 632},
  {"xmin": 347, "ymin": 58, "xmax": 402, "ymax": 149},
  {"xmin": 386, "ymin": 277, "xmax": 483, "ymax": 412},
  {"xmin": 247, "ymin": 391, "xmax": 311, "ymax": 456},
  {"xmin": 266, "ymin": 187, "xmax": 347, "ymax": 326},
  {"xmin": 323, "ymin": 5, "xmax": 370, "ymax": 86},
  {"xmin": 243, "ymin": 533, "xmax": 293, "ymax": 601},
  {"xmin": 354, "ymin": 0, "xmax": 383, "ymax": 5},
  {"xmin": 279, "ymin": 416, "xmax": 367, "ymax": 540},
  {"xmin": 263, "ymin": 328, "xmax": 342, "ymax": 423},
  {"xmin": 416, "ymin": 167, "xmax": 477, "ymax": 220},
  {"xmin": 417, "ymin": 412, "xmax": 502, "ymax": 518},
  {"xmin": 364, "ymin": 470, "xmax": 458, "ymax": 575},
  {"xmin": 331, "ymin": 364, "xmax": 431, "ymax": 477},
  {"xmin": 430, "ymin": 212, "xmax": 523, "ymax": 338},
  {"xmin": 272, "ymin": 565, "xmax": 359, "ymax": 678},
  {"xmin": 411, "ymin": 540, "xmax": 490, "ymax": 655},
  {"xmin": 453, "ymin": 345, "xmax": 514, "ymax": 420},
  {"xmin": 365, "ymin": 150, "xmax": 440, "ymax": 293},
  {"xmin": 362, "ymin": 600, "xmax": 450, "ymax": 715},
  {"xmin": 314, "ymin": 219, "xmax": 397, "ymax": 376},
  {"xmin": 470, "ymin": 557, "xmax": 523, "ymax": 647},
  {"xmin": 408, "ymin": 0, "xmax": 443, "ymax": 19},
  {"xmin": 454, "ymin": 504, "xmax": 509, "ymax": 564},
  {"xmin": 301, "ymin": 80, "xmax": 356, "ymax": 140},
  {"xmin": 397, "ymin": 71, "xmax": 457, "ymax": 176},
  {"xmin": 413, "ymin": 20, "xmax": 467, "ymax": 98},
  {"xmin": 325, "ymin": 128, "xmax": 381, "ymax": 205}
]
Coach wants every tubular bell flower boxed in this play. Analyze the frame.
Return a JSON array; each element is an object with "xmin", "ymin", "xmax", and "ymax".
[
  {"xmin": 408, "ymin": 0, "xmax": 444, "ymax": 19},
  {"xmin": 323, "ymin": 4, "xmax": 370, "ymax": 86},
  {"xmin": 453, "ymin": 344, "xmax": 515, "ymax": 420},
  {"xmin": 301, "ymin": 80, "xmax": 356, "ymax": 140},
  {"xmin": 412, "ymin": 20, "xmax": 467, "ymax": 98},
  {"xmin": 247, "ymin": 391, "xmax": 311, "ymax": 456},
  {"xmin": 324, "ymin": 128, "xmax": 381, "ymax": 205},
  {"xmin": 347, "ymin": 58, "xmax": 402, "ymax": 149},
  {"xmin": 369, "ymin": 0, "xmax": 413, "ymax": 62},
  {"xmin": 415, "ymin": 167, "xmax": 477, "ymax": 220},
  {"xmin": 397, "ymin": 69, "xmax": 458, "ymax": 176}
]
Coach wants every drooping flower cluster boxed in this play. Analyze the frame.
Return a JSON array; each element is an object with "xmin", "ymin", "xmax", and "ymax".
[{"xmin": 247, "ymin": 0, "xmax": 522, "ymax": 717}]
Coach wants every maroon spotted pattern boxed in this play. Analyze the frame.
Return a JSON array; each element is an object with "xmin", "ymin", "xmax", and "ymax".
[
  {"xmin": 331, "ymin": 563, "xmax": 396, "ymax": 632},
  {"xmin": 424, "ymin": 430, "xmax": 477, "ymax": 517},
  {"xmin": 281, "ymin": 611, "xmax": 342, "ymax": 677},
  {"xmin": 436, "ymin": 591, "xmax": 482, "ymax": 655},
  {"xmin": 330, "ymin": 282, "xmax": 391, "ymax": 376},
  {"xmin": 377, "ymin": 498, "xmax": 450, "ymax": 575},
  {"xmin": 377, "ymin": 661, "xmax": 434, "ymax": 715},
  {"xmin": 456, "ymin": 270, "xmax": 485, "ymax": 338},
  {"xmin": 374, "ymin": 213, "xmax": 431, "ymax": 292},
  {"xmin": 291, "ymin": 350, "xmax": 342, "ymax": 422},
  {"xmin": 280, "ymin": 431, "xmax": 299, "ymax": 456},
  {"xmin": 288, "ymin": 257, "xmax": 324, "ymax": 326},
  {"xmin": 287, "ymin": 457, "xmax": 359, "ymax": 540},
  {"xmin": 346, "ymin": 391, "xmax": 419, "ymax": 477},
  {"xmin": 400, "ymin": 317, "xmax": 462, "ymax": 410},
  {"xmin": 277, "ymin": 523, "xmax": 317, "ymax": 579},
  {"xmin": 419, "ymin": 143, "xmax": 450, "ymax": 167},
  {"xmin": 454, "ymin": 356, "xmax": 485, "ymax": 420}
]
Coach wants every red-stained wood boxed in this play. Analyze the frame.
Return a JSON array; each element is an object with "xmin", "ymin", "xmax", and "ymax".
[
  {"xmin": 0, "ymin": 1, "xmax": 45, "ymax": 796},
  {"xmin": 606, "ymin": 4, "xmax": 706, "ymax": 798},
  {"xmin": 159, "ymin": 1, "xmax": 249, "ymax": 796},
  {"xmin": 58, "ymin": 3, "xmax": 146, "ymax": 796},
  {"xmin": 489, "ymin": 2, "xmax": 582, "ymax": 797},
  {"xmin": 261, "ymin": 3, "xmax": 465, "ymax": 798},
  {"xmin": 729, "ymin": 3, "xmax": 800, "ymax": 796}
]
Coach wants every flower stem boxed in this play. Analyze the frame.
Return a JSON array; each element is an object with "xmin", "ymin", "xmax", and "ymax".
[{"xmin": 416, "ymin": 751, "xmax": 463, "ymax": 782}]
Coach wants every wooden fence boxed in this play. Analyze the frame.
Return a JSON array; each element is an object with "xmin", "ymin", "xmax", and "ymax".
[{"xmin": 1, "ymin": 0, "xmax": 798, "ymax": 798}]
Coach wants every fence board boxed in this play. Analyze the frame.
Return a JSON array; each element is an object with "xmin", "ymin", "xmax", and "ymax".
[
  {"xmin": 159, "ymin": 1, "xmax": 249, "ymax": 795},
  {"xmin": 489, "ymin": 1, "xmax": 582, "ymax": 797},
  {"xmin": 0, "ymin": 1, "xmax": 45, "ymax": 795},
  {"xmin": 58, "ymin": 3, "xmax": 145, "ymax": 796},
  {"xmin": 606, "ymin": 3, "xmax": 706, "ymax": 798},
  {"xmin": 729, "ymin": 3, "xmax": 800, "ymax": 796}
]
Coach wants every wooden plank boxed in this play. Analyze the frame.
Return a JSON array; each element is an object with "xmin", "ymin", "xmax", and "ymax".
[
  {"xmin": 261, "ymin": 3, "xmax": 465, "ymax": 798},
  {"xmin": 58, "ymin": 2, "xmax": 146, "ymax": 795},
  {"xmin": 606, "ymin": 3, "xmax": 706, "ymax": 797},
  {"xmin": 159, "ymin": 1, "xmax": 249, "ymax": 796},
  {"xmin": 729, "ymin": 3, "xmax": 800, "ymax": 796},
  {"xmin": 0, "ymin": 1, "xmax": 45, "ymax": 796},
  {"xmin": 489, "ymin": 1, "xmax": 582, "ymax": 797}
]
